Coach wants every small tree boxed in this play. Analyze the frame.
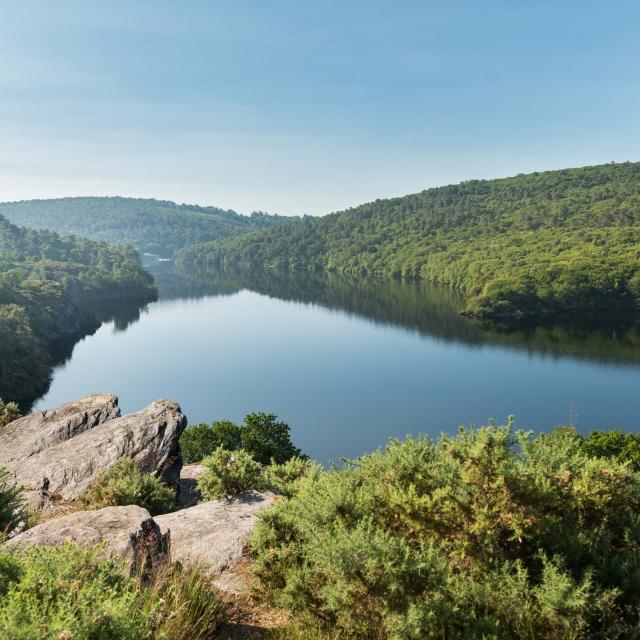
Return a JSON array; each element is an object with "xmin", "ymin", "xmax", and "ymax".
[{"xmin": 180, "ymin": 413, "xmax": 302, "ymax": 465}]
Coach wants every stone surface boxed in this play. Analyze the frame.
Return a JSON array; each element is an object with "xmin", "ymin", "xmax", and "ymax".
[
  {"xmin": 155, "ymin": 491, "xmax": 277, "ymax": 575},
  {"xmin": 177, "ymin": 463, "xmax": 206, "ymax": 507},
  {"xmin": 5, "ymin": 505, "xmax": 170, "ymax": 574},
  {"xmin": 4, "ymin": 399, "xmax": 187, "ymax": 510},
  {"xmin": 0, "ymin": 394, "xmax": 120, "ymax": 465}
]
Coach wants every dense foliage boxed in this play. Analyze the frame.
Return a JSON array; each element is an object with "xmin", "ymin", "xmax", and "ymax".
[
  {"xmin": 251, "ymin": 423, "xmax": 640, "ymax": 639},
  {"xmin": 0, "ymin": 543, "xmax": 224, "ymax": 640},
  {"xmin": 0, "ymin": 215, "xmax": 157, "ymax": 405},
  {"xmin": 80, "ymin": 458, "xmax": 176, "ymax": 516},
  {"xmin": 180, "ymin": 162, "xmax": 640, "ymax": 318},
  {"xmin": 0, "ymin": 398, "xmax": 20, "ymax": 428},
  {"xmin": 197, "ymin": 448, "xmax": 265, "ymax": 499},
  {"xmin": 180, "ymin": 412, "xmax": 302, "ymax": 465},
  {"xmin": 0, "ymin": 196, "xmax": 290, "ymax": 257},
  {"xmin": 0, "ymin": 467, "xmax": 25, "ymax": 539}
]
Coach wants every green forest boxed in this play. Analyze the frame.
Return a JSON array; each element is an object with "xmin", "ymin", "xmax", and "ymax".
[
  {"xmin": 0, "ymin": 215, "xmax": 157, "ymax": 405},
  {"xmin": 178, "ymin": 162, "xmax": 640, "ymax": 318},
  {"xmin": 0, "ymin": 196, "xmax": 290, "ymax": 258}
]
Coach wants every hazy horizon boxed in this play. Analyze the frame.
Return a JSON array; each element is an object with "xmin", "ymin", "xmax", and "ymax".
[
  {"xmin": 2, "ymin": 2, "xmax": 639, "ymax": 215},
  {"xmin": 1, "ymin": 159, "xmax": 637, "ymax": 218}
]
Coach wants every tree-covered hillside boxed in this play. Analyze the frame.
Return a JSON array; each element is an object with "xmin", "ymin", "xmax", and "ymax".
[
  {"xmin": 178, "ymin": 162, "xmax": 640, "ymax": 318},
  {"xmin": 0, "ymin": 196, "xmax": 290, "ymax": 258},
  {"xmin": 0, "ymin": 215, "xmax": 157, "ymax": 405}
]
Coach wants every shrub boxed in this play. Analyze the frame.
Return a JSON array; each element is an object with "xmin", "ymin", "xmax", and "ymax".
[
  {"xmin": 181, "ymin": 420, "xmax": 241, "ymax": 464},
  {"xmin": 81, "ymin": 458, "xmax": 176, "ymax": 515},
  {"xmin": 180, "ymin": 412, "xmax": 302, "ymax": 465},
  {"xmin": 0, "ymin": 467, "xmax": 25, "ymax": 539},
  {"xmin": 0, "ymin": 543, "xmax": 225, "ymax": 640},
  {"xmin": 264, "ymin": 456, "xmax": 322, "ymax": 498},
  {"xmin": 251, "ymin": 424, "xmax": 640, "ymax": 639},
  {"xmin": 0, "ymin": 543, "xmax": 149, "ymax": 639},
  {"xmin": 581, "ymin": 428, "xmax": 640, "ymax": 471},
  {"xmin": 0, "ymin": 398, "xmax": 20, "ymax": 428},
  {"xmin": 240, "ymin": 412, "xmax": 302, "ymax": 465},
  {"xmin": 197, "ymin": 448, "xmax": 264, "ymax": 499}
]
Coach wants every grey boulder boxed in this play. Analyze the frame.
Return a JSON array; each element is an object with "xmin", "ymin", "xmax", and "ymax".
[
  {"xmin": 3, "ymin": 399, "xmax": 187, "ymax": 511},
  {"xmin": 5, "ymin": 505, "xmax": 170, "ymax": 574},
  {"xmin": 154, "ymin": 491, "xmax": 277, "ymax": 575}
]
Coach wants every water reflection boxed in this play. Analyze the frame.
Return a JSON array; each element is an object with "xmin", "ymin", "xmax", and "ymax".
[{"xmin": 155, "ymin": 265, "xmax": 640, "ymax": 368}]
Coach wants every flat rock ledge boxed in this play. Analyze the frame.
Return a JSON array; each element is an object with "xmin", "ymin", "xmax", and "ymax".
[
  {"xmin": 5, "ymin": 505, "xmax": 170, "ymax": 575},
  {"xmin": 0, "ymin": 393, "xmax": 120, "ymax": 465},
  {"xmin": 155, "ymin": 491, "xmax": 278, "ymax": 576},
  {"xmin": 1, "ymin": 396, "xmax": 187, "ymax": 512}
]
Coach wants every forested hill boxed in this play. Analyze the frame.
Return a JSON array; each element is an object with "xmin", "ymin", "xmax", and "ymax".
[
  {"xmin": 0, "ymin": 215, "xmax": 157, "ymax": 405},
  {"xmin": 178, "ymin": 162, "xmax": 640, "ymax": 318},
  {"xmin": 0, "ymin": 196, "xmax": 290, "ymax": 258}
]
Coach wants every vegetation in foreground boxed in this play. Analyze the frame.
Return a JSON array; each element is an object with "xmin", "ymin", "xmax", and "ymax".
[
  {"xmin": 0, "ymin": 215, "xmax": 157, "ymax": 406},
  {"xmin": 0, "ymin": 196, "xmax": 291, "ymax": 258},
  {"xmin": 179, "ymin": 162, "xmax": 640, "ymax": 318},
  {"xmin": 0, "ymin": 543, "xmax": 225, "ymax": 640},
  {"xmin": 251, "ymin": 423, "xmax": 640, "ymax": 639}
]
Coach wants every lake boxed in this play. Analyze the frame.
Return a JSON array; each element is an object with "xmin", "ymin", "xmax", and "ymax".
[{"xmin": 34, "ymin": 267, "xmax": 640, "ymax": 462}]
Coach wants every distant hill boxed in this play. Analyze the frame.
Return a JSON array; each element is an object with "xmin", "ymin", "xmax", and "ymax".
[
  {"xmin": 178, "ymin": 162, "xmax": 640, "ymax": 318},
  {"xmin": 0, "ymin": 196, "xmax": 290, "ymax": 257}
]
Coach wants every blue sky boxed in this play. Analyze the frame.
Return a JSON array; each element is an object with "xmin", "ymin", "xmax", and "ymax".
[{"xmin": 1, "ymin": 1, "xmax": 638, "ymax": 215}]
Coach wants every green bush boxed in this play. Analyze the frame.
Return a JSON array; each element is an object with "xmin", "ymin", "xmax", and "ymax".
[
  {"xmin": 0, "ymin": 467, "xmax": 25, "ymax": 539},
  {"xmin": 0, "ymin": 543, "xmax": 224, "ymax": 640},
  {"xmin": 180, "ymin": 412, "xmax": 302, "ymax": 465},
  {"xmin": 0, "ymin": 398, "xmax": 20, "ymax": 428},
  {"xmin": 181, "ymin": 420, "xmax": 241, "ymax": 463},
  {"xmin": 581, "ymin": 428, "xmax": 640, "ymax": 471},
  {"xmin": 80, "ymin": 458, "xmax": 176, "ymax": 516},
  {"xmin": 251, "ymin": 424, "xmax": 640, "ymax": 639},
  {"xmin": 197, "ymin": 448, "xmax": 264, "ymax": 500},
  {"xmin": 264, "ymin": 456, "xmax": 322, "ymax": 498}
]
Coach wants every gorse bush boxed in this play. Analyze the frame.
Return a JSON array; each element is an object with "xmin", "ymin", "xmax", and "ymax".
[
  {"xmin": 80, "ymin": 458, "xmax": 176, "ymax": 515},
  {"xmin": 197, "ymin": 448, "xmax": 264, "ymax": 500},
  {"xmin": 0, "ymin": 543, "xmax": 225, "ymax": 640},
  {"xmin": 263, "ymin": 456, "xmax": 323, "ymax": 498},
  {"xmin": 580, "ymin": 428, "xmax": 640, "ymax": 471},
  {"xmin": 180, "ymin": 412, "xmax": 302, "ymax": 464},
  {"xmin": 251, "ymin": 423, "xmax": 640, "ymax": 639},
  {"xmin": 0, "ymin": 398, "xmax": 20, "ymax": 428},
  {"xmin": 0, "ymin": 467, "xmax": 25, "ymax": 539}
]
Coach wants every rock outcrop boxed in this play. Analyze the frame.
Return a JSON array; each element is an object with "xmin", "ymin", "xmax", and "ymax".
[
  {"xmin": 2, "ymin": 398, "xmax": 187, "ymax": 511},
  {"xmin": 154, "ymin": 491, "xmax": 277, "ymax": 575},
  {"xmin": 6, "ymin": 505, "xmax": 170, "ymax": 574},
  {"xmin": 0, "ymin": 393, "xmax": 120, "ymax": 465}
]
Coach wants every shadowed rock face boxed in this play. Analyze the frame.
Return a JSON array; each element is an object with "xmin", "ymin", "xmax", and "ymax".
[
  {"xmin": 2, "ymin": 398, "xmax": 187, "ymax": 511},
  {"xmin": 0, "ymin": 394, "xmax": 120, "ymax": 465},
  {"xmin": 6, "ymin": 505, "xmax": 170, "ymax": 575},
  {"xmin": 154, "ymin": 491, "xmax": 277, "ymax": 575}
]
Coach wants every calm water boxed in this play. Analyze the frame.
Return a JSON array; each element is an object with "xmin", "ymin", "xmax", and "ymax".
[{"xmin": 34, "ymin": 268, "xmax": 640, "ymax": 462}]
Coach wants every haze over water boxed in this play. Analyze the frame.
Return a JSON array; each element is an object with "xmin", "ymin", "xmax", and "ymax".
[{"xmin": 35, "ymin": 268, "xmax": 640, "ymax": 462}]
